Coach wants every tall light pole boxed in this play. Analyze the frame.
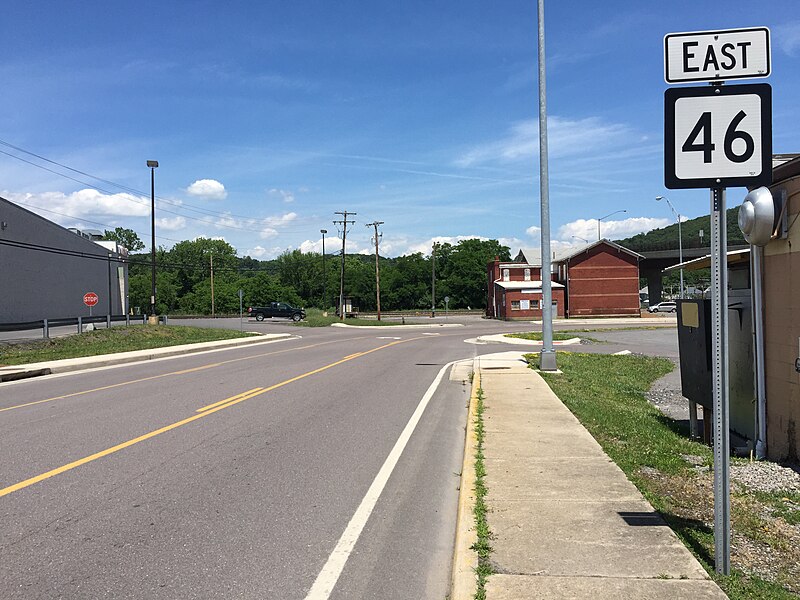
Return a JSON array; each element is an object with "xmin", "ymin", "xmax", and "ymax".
[
  {"xmin": 597, "ymin": 209, "xmax": 627, "ymax": 241},
  {"xmin": 656, "ymin": 196, "xmax": 684, "ymax": 299},
  {"xmin": 537, "ymin": 0, "xmax": 556, "ymax": 372},
  {"xmin": 320, "ymin": 229, "xmax": 327, "ymax": 308},
  {"xmin": 146, "ymin": 160, "xmax": 158, "ymax": 319}
]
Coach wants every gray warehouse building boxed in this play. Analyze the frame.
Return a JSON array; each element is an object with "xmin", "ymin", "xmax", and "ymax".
[{"xmin": 0, "ymin": 196, "xmax": 129, "ymax": 324}]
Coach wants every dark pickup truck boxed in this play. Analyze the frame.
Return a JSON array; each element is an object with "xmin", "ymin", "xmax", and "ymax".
[{"xmin": 248, "ymin": 302, "xmax": 306, "ymax": 322}]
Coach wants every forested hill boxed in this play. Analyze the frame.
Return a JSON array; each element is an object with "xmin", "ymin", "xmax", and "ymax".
[{"xmin": 618, "ymin": 207, "xmax": 745, "ymax": 253}]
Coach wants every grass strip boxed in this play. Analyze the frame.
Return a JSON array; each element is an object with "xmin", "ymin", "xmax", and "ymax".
[
  {"xmin": 505, "ymin": 331, "xmax": 591, "ymax": 342},
  {"xmin": 0, "ymin": 325, "xmax": 257, "ymax": 365},
  {"xmin": 470, "ymin": 387, "xmax": 493, "ymax": 599},
  {"xmin": 527, "ymin": 351, "xmax": 797, "ymax": 600}
]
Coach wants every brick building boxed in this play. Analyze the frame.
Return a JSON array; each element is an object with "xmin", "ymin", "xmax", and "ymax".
[
  {"xmin": 487, "ymin": 240, "xmax": 641, "ymax": 320},
  {"xmin": 554, "ymin": 240, "xmax": 642, "ymax": 317},
  {"xmin": 486, "ymin": 258, "xmax": 565, "ymax": 320}
]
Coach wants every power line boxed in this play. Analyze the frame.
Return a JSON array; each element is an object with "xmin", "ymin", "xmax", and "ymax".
[{"xmin": 0, "ymin": 141, "xmax": 310, "ymax": 236}]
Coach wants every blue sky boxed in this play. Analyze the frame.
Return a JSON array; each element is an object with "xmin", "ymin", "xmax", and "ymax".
[{"xmin": 1, "ymin": 2, "xmax": 798, "ymax": 258}]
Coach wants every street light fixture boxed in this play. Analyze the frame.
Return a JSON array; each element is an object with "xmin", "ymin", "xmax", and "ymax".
[
  {"xmin": 572, "ymin": 235, "xmax": 589, "ymax": 244},
  {"xmin": 656, "ymin": 195, "xmax": 684, "ymax": 299},
  {"xmin": 597, "ymin": 209, "xmax": 627, "ymax": 241},
  {"xmin": 146, "ymin": 160, "xmax": 158, "ymax": 319},
  {"xmin": 320, "ymin": 229, "xmax": 327, "ymax": 308}
]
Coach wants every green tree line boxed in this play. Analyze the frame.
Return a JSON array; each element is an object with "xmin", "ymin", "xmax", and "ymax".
[{"xmin": 103, "ymin": 228, "xmax": 510, "ymax": 315}]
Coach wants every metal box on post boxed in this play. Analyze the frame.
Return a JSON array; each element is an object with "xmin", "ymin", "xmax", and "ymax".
[{"xmin": 677, "ymin": 299, "xmax": 713, "ymax": 409}]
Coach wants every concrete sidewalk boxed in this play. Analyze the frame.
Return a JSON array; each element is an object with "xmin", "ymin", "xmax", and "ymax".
[
  {"xmin": 452, "ymin": 351, "xmax": 727, "ymax": 599},
  {"xmin": 0, "ymin": 333, "xmax": 294, "ymax": 382}
]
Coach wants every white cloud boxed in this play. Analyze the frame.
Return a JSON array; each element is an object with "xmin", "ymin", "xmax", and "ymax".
[
  {"xmin": 269, "ymin": 188, "xmax": 295, "ymax": 203},
  {"xmin": 186, "ymin": 179, "xmax": 227, "ymax": 200},
  {"xmin": 526, "ymin": 225, "xmax": 541, "ymax": 238},
  {"xmin": 455, "ymin": 116, "xmax": 631, "ymax": 167},
  {"xmin": 247, "ymin": 246, "xmax": 267, "ymax": 258},
  {"xmin": 260, "ymin": 227, "xmax": 279, "ymax": 240},
  {"xmin": 264, "ymin": 212, "xmax": 297, "ymax": 228},
  {"xmin": 156, "ymin": 216, "xmax": 187, "ymax": 230},
  {"xmin": 4, "ymin": 189, "xmax": 150, "ymax": 222},
  {"xmin": 557, "ymin": 216, "xmax": 670, "ymax": 242}
]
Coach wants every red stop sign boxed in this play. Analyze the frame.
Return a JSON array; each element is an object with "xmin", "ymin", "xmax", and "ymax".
[{"xmin": 83, "ymin": 292, "xmax": 99, "ymax": 307}]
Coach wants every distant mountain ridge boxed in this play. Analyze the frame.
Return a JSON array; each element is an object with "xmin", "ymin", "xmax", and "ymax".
[{"xmin": 618, "ymin": 207, "xmax": 745, "ymax": 253}]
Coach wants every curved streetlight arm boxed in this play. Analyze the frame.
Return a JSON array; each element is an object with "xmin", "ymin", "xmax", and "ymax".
[{"xmin": 596, "ymin": 209, "xmax": 627, "ymax": 240}]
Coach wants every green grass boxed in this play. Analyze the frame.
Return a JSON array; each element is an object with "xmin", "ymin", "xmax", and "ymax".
[
  {"xmin": 505, "ymin": 331, "xmax": 591, "ymax": 342},
  {"xmin": 293, "ymin": 308, "xmax": 423, "ymax": 327},
  {"xmin": 0, "ymin": 325, "xmax": 257, "ymax": 365},
  {"xmin": 470, "ymin": 388, "xmax": 493, "ymax": 599},
  {"xmin": 526, "ymin": 351, "xmax": 797, "ymax": 600}
]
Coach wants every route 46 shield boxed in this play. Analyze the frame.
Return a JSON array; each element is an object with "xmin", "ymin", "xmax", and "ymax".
[{"xmin": 664, "ymin": 83, "xmax": 772, "ymax": 189}]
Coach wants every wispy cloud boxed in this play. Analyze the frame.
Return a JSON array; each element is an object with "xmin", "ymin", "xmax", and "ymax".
[
  {"xmin": 774, "ymin": 21, "xmax": 800, "ymax": 56},
  {"xmin": 454, "ymin": 116, "xmax": 632, "ymax": 167},
  {"xmin": 269, "ymin": 188, "xmax": 295, "ymax": 203}
]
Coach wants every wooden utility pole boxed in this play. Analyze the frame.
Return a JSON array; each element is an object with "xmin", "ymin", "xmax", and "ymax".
[
  {"xmin": 210, "ymin": 251, "xmax": 215, "ymax": 318},
  {"xmin": 333, "ymin": 211, "xmax": 356, "ymax": 320},
  {"xmin": 366, "ymin": 221, "xmax": 384, "ymax": 320},
  {"xmin": 431, "ymin": 241, "xmax": 439, "ymax": 318}
]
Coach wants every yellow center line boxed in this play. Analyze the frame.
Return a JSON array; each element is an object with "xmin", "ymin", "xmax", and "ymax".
[
  {"xmin": 0, "ymin": 337, "xmax": 369, "ymax": 414},
  {"xmin": 342, "ymin": 352, "xmax": 364, "ymax": 360},
  {"xmin": 196, "ymin": 388, "xmax": 264, "ymax": 413},
  {"xmin": 0, "ymin": 337, "xmax": 418, "ymax": 499}
]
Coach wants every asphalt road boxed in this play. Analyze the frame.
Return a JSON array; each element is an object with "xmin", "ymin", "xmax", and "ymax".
[{"xmin": 0, "ymin": 318, "xmax": 679, "ymax": 599}]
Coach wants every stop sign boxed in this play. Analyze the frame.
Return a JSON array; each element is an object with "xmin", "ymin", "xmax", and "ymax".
[{"xmin": 83, "ymin": 292, "xmax": 99, "ymax": 307}]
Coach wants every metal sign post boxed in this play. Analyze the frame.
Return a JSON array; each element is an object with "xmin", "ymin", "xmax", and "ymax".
[{"xmin": 710, "ymin": 187, "xmax": 731, "ymax": 574}]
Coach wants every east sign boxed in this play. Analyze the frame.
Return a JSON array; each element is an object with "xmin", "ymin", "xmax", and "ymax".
[{"xmin": 664, "ymin": 27, "xmax": 770, "ymax": 84}]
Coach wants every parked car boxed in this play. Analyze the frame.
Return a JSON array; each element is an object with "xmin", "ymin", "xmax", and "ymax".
[
  {"xmin": 248, "ymin": 302, "xmax": 306, "ymax": 322},
  {"xmin": 647, "ymin": 301, "xmax": 677, "ymax": 313}
]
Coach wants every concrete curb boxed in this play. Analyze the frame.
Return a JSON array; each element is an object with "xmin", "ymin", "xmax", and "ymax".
[
  {"xmin": 0, "ymin": 333, "xmax": 294, "ymax": 382},
  {"xmin": 477, "ymin": 333, "xmax": 581, "ymax": 346},
  {"xmin": 450, "ymin": 363, "xmax": 481, "ymax": 600}
]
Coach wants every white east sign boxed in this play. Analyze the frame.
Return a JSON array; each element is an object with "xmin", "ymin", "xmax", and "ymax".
[{"xmin": 664, "ymin": 27, "xmax": 770, "ymax": 84}]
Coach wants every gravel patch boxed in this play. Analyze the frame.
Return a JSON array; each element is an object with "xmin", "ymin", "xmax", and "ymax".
[{"xmin": 731, "ymin": 461, "xmax": 800, "ymax": 494}]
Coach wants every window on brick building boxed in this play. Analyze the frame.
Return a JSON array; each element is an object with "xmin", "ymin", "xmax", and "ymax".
[
  {"xmin": 524, "ymin": 268, "xmax": 530, "ymax": 281},
  {"xmin": 503, "ymin": 269, "xmax": 509, "ymax": 281},
  {"xmin": 511, "ymin": 300, "xmax": 520, "ymax": 310}
]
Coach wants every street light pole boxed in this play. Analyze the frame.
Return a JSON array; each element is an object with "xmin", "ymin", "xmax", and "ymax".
[
  {"xmin": 146, "ymin": 160, "xmax": 159, "ymax": 320},
  {"xmin": 597, "ymin": 209, "xmax": 627, "ymax": 241},
  {"xmin": 657, "ymin": 196, "xmax": 684, "ymax": 299},
  {"xmin": 320, "ymin": 229, "xmax": 327, "ymax": 309}
]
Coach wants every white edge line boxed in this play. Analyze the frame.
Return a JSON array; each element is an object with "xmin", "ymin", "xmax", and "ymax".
[{"xmin": 304, "ymin": 360, "xmax": 456, "ymax": 600}]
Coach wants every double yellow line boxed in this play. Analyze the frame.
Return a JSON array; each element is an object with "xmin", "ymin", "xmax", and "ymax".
[{"xmin": 0, "ymin": 338, "xmax": 411, "ymax": 499}]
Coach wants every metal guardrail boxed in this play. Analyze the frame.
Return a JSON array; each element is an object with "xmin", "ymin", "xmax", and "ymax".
[{"xmin": 0, "ymin": 314, "xmax": 168, "ymax": 338}]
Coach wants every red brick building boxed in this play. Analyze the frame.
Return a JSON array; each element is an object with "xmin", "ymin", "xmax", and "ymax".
[
  {"xmin": 487, "ymin": 240, "xmax": 641, "ymax": 319},
  {"xmin": 486, "ymin": 258, "xmax": 565, "ymax": 320},
  {"xmin": 554, "ymin": 240, "xmax": 642, "ymax": 317}
]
